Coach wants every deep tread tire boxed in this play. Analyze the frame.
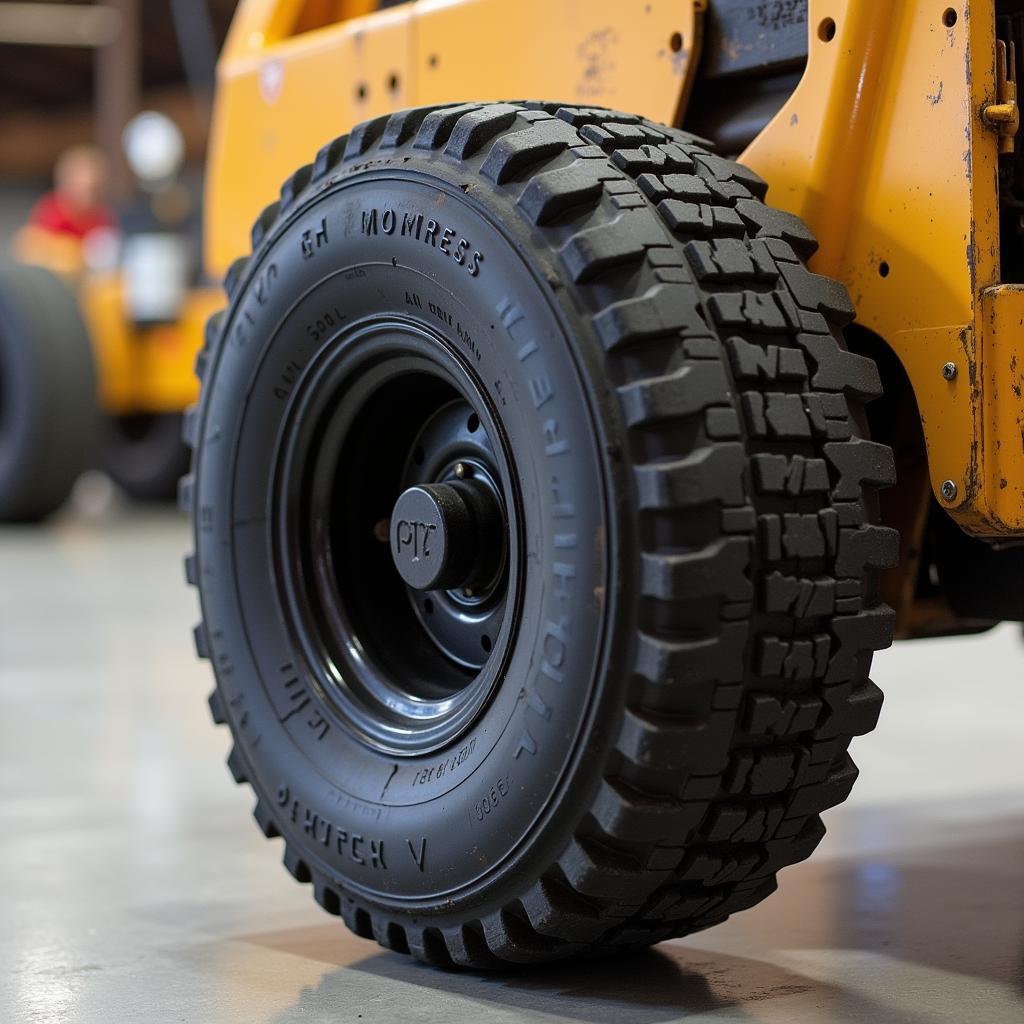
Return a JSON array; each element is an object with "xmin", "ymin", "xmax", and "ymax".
[
  {"xmin": 0, "ymin": 261, "xmax": 97, "ymax": 521},
  {"xmin": 186, "ymin": 102, "xmax": 897, "ymax": 968}
]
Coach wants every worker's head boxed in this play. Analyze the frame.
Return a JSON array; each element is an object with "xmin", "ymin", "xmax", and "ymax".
[{"xmin": 54, "ymin": 145, "xmax": 109, "ymax": 214}]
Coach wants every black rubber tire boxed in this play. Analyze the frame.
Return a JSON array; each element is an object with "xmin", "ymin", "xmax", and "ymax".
[
  {"xmin": 102, "ymin": 412, "xmax": 191, "ymax": 502},
  {"xmin": 185, "ymin": 102, "xmax": 898, "ymax": 968},
  {"xmin": 0, "ymin": 261, "xmax": 97, "ymax": 522}
]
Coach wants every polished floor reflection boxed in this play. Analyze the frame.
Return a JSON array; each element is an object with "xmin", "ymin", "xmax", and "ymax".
[{"xmin": 2, "ymin": 499, "xmax": 1022, "ymax": 1023}]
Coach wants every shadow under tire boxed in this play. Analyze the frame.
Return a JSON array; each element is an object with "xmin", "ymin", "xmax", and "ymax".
[
  {"xmin": 0, "ymin": 261, "xmax": 97, "ymax": 522},
  {"xmin": 185, "ymin": 102, "xmax": 898, "ymax": 968}
]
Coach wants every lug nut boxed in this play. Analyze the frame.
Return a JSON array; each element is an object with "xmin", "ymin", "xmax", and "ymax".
[
  {"xmin": 942, "ymin": 361, "xmax": 958, "ymax": 381},
  {"xmin": 940, "ymin": 479, "xmax": 958, "ymax": 502}
]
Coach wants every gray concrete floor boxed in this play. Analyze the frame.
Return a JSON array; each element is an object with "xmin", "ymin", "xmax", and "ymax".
[{"xmin": 2, "ymin": 492, "xmax": 1023, "ymax": 1023}]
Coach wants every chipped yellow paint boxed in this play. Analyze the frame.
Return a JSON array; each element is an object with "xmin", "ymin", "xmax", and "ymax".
[
  {"xmin": 205, "ymin": 0, "xmax": 705, "ymax": 275},
  {"xmin": 979, "ymin": 286, "xmax": 1024, "ymax": 529}
]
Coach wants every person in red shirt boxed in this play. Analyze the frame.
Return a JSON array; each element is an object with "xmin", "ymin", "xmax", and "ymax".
[{"xmin": 28, "ymin": 145, "xmax": 117, "ymax": 240}]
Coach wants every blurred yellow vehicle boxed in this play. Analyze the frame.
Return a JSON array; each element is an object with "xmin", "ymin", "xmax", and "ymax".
[
  {"xmin": 0, "ymin": 126, "xmax": 220, "ymax": 520},
  {"xmin": 183, "ymin": 0, "xmax": 1024, "ymax": 969}
]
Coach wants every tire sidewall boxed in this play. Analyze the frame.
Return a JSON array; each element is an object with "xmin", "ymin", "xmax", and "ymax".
[
  {"xmin": 0, "ymin": 291, "xmax": 38, "ymax": 497},
  {"xmin": 194, "ymin": 165, "xmax": 628, "ymax": 910}
]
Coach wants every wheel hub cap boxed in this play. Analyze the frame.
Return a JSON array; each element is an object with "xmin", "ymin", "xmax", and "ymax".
[{"xmin": 389, "ymin": 477, "xmax": 502, "ymax": 593}]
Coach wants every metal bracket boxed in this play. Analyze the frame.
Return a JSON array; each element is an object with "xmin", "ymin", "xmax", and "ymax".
[{"xmin": 983, "ymin": 39, "xmax": 1019, "ymax": 154}]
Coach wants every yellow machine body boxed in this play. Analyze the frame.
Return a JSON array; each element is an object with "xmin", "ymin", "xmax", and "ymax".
[
  {"xmin": 79, "ymin": 276, "xmax": 219, "ymax": 415},
  {"xmin": 205, "ymin": 0, "xmax": 1024, "ymax": 631}
]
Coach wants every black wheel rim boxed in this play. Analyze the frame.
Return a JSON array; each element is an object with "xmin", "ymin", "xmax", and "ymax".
[{"xmin": 273, "ymin": 316, "xmax": 521, "ymax": 756}]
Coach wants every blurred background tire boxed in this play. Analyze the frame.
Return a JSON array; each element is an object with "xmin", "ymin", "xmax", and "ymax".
[
  {"xmin": 101, "ymin": 411, "xmax": 190, "ymax": 502},
  {"xmin": 0, "ymin": 261, "xmax": 97, "ymax": 522}
]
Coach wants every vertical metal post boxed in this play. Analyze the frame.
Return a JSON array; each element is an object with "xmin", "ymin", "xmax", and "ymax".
[{"xmin": 94, "ymin": 0, "xmax": 139, "ymax": 202}]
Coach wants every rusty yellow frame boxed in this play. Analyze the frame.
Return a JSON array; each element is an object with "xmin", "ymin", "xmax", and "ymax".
[
  {"xmin": 206, "ymin": 0, "xmax": 1024, "ymax": 565},
  {"xmin": 745, "ymin": 0, "xmax": 1023, "ymax": 546}
]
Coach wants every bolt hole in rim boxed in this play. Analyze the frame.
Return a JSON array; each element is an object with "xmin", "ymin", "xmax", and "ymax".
[
  {"xmin": 818, "ymin": 17, "xmax": 837, "ymax": 42},
  {"xmin": 274, "ymin": 318, "xmax": 520, "ymax": 756}
]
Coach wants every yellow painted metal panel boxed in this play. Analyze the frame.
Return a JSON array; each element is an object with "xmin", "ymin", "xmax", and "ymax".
[
  {"xmin": 206, "ymin": 4, "xmax": 415, "ymax": 281},
  {"xmin": 131, "ymin": 288, "xmax": 223, "ymax": 412},
  {"xmin": 205, "ymin": 0, "xmax": 703, "ymax": 275},
  {"xmin": 80, "ymin": 274, "xmax": 134, "ymax": 410},
  {"xmin": 82, "ymin": 277, "xmax": 220, "ymax": 414}
]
